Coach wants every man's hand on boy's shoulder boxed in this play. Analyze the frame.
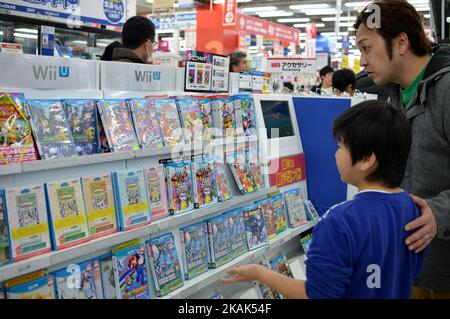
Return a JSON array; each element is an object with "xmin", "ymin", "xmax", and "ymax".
[{"xmin": 404, "ymin": 194, "xmax": 437, "ymax": 253}]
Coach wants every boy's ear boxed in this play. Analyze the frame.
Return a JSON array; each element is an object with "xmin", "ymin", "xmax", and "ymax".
[{"xmin": 359, "ymin": 152, "xmax": 378, "ymax": 172}]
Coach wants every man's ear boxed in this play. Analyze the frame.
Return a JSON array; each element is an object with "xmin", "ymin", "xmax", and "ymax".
[
  {"xmin": 359, "ymin": 152, "xmax": 378, "ymax": 173},
  {"xmin": 395, "ymin": 32, "xmax": 409, "ymax": 56}
]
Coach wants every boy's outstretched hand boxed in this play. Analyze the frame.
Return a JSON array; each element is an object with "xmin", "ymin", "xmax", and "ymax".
[{"xmin": 221, "ymin": 264, "xmax": 260, "ymax": 283}]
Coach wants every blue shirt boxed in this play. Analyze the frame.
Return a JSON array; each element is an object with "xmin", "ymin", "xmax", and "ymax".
[{"xmin": 305, "ymin": 191, "xmax": 427, "ymax": 299}]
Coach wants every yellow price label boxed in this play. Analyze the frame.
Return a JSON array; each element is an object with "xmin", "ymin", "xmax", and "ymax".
[
  {"xmin": 123, "ymin": 202, "xmax": 148, "ymax": 216},
  {"xmin": 11, "ymin": 223, "xmax": 49, "ymax": 240},
  {"xmin": 87, "ymin": 208, "xmax": 115, "ymax": 222},
  {"xmin": 54, "ymin": 214, "xmax": 87, "ymax": 231}
]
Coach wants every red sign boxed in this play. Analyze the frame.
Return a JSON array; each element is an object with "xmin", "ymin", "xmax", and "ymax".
[
  {"xmin": 223, "ymin": 0, "xmax": 237, "ymax": 26},
  {"xmin": 237, "ymin": 13, "xmax": 301, "ymax": 44},
  {"xmin": 269, "ymin": 153, "xmax": 306, "ymax": 187}
]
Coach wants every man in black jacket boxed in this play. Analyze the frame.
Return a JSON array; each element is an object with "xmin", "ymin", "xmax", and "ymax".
[
  {"xmin": 355, "ymin": 0, "xmax": 450, "ymax": 298},
  {"xmin": 112, "ymin": 16, "xmax": 157, "ymax": 64}
]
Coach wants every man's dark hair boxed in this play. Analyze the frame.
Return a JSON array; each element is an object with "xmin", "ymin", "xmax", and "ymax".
[
  {"xmin": 229, "ymin": 51, "xmax": 247, "ymax": 71},
  {"xmin": 101, "ymin": 41, "xmax": 122, "ymax": 61},
  {"xmin": 319, "ymin": 65, "xmax": 334, "ymax": 78},
  {"xmin": 354, "ymin": 0, "xmax": 431, "ymax": 59},
  {"xmin": 333, "ymin": 100, "xmax": 411, "ymax": 188},
  {"xmin": 122, "ymin": 16, "xmax": 155, "ymax": 50},
  {"xmin": 332, "ymin": 69, "xmax": 356, "ymax": 93}
]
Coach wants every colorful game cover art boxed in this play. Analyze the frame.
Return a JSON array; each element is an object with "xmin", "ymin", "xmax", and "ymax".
[
  {"xmin": 227, "ymin": 150, "xmax": 256, "ymax": 194},
  {"xmin": 271, "ymin": 193, "xmax": 287, "ymax": 235},
  {"xmin": 165, "ymin": 161, "xmax": 194, "ymax": 215},
  {"xmin": 192, "ymin": 158, "xmax": 218, "ymax": 209},
  {"xmin": 176, "ymin": 98, "xmax": 203, "ymax": 145},
  {"xmin": 207, "ymin": 214, "xmax": 232, "ymax": 268},
  {"xmin": 81, "ymin": 174, "xmax": 118, "ymax": 240},
  {"xmin": 243, "ymin": 205, "xmax": 268, "ymax": 250},
  {"xmin": 112, "ymin": 240, "xmax": 150, "ymax": 299},
  {"xmin": 268, "ymin": 252, "xmax": 294, "ymax": 278},
  {"xmin": 256, "ymin": 260, "xmax": 282, "ymax": 299},
  {"xmin": 246, "ymin": 147, "xmax": 265, "ymax": 191},
  {"xmin": 100, "ymin": 255, "xmax": 116, "ymax": 299},
  {"xmin": 227, "ymin": 209, "xmax": 247, "ymax": 259},
  {"xmin": 97, "ymin": 107, "xmax": 110, "ymax": 153},
  {"xmin": 237, "ymin": 94, "xmax": 257, "ymax": 138},
  {"xmin": 62, "ymin": 99, "xmax": 99, "ymax": 156},
  {"xmin": 218, "ymin": 98, "xmax": 236, "ymax": 139},
  {"xmin": 96, "ymin": 99, "xmax": 139, "ymax": 152},
  {"xmin": 284, "ymin": 188, "xmax": 308, "ymax": 228},
  {"xmin": 146, "ymin": 233, "xmax": 183, "ymax": 297},
  {"xmin": 304, "ymin": 200, "xmax": 320, "ymax": 221},
  {"xmin": 155, "ymin": 98, "xmax": 185, "ymax": 146},
  {"xmin": 5, "ymin": 184, "xmax": 51, "ymax": 262},
  {"xmin": 46, "ymin": 178, "xmax": 90, "ymax": 250},
  {"xmin": 54, "ymin": 260, "xmax": 100, "ymax": 299},
  {"xmin": 0, "ymin": 189, "xmax": 11, "ymax": 266},
  {"xmin": 26, "ymin": 99, "xmax": 78, "ymax": 160},
  {"xmin": 180, "ymin": 222, "xmax": 209, "ymax": 280},
  {"xmin": 0, "ymin": 92, "xmax": 38, "ymax": 165},
  {"xmin": 112, "ymin": 169, "xmax": 151, "ymax": 232},
  {"xmin": 214, "ymin": 161, "xmax": 232, "ymax": 202},
  {"xmin": 300, "ymin": 234, "xmax": 313, "ymax": 254},
  {"xmin": 143, "ymin": 164, "xmax": 169, "ymax": 221},
  {"xmin": 197, "ymin": 98, "xmax": 214, "ymax": 143},
  {"xmin": 129, "ymin": 98, "xmax": 164, "ymax": 150},
  {"xmin": 5, "ymin": 272, "xmax": 55, "ymax": 299},
  {"xmin": 257, "ymin": 198, "xmax": 276, "ymax": 240}
]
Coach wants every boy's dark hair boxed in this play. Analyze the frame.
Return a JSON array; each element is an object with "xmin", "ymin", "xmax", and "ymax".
[
  {"xmin": 332, "ymin": 69, "xmax": 356, "ymax": 93},
  {"xmin": 319, "ymin": 66, "xmax": 334, "ymax": 78},
  {"xmin": 122, "ymin": 16, "xmax": 155, "ymax": 50},
  {"xmin": 333, "ymin": 100, "xmax": 411, "ymax": 188},
  {"xmin": 354, "ymin": 0, "xmax": 431, "ymax": 59},
  {"xmin": 229, "ymin": 51, "xmax": 247, "ymax": 71},
  {"xmin": 101, "ymin": 41, "xmax": 122, "ymax": 61}
]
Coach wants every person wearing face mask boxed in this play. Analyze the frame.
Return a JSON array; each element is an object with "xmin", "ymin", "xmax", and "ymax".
[{"xmin": 112, "ymin": 16, "xmax": 157, "ymax": 64}]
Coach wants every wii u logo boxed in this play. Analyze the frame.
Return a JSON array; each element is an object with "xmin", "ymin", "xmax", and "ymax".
[
  {"xmin": 32, "ymin": 65, "xmax": 70, "ymax": 80},
  {"xmin": 134, "ymin": 70, "xmax": 161, "ymax": 82}
]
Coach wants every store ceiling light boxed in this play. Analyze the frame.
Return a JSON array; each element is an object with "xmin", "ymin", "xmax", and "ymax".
[
  {"xmin": 321, "ymin": 32, "xmax": 348, "ymax": 36},
  {"xmin": 237, "ymin": 0, "xmax": 252, "ymax": 2},
  {"xmin": 258, "ymin": 11, "xmax": 293, "ymax": 18},
  {"xmin": 305, "ymin": 9, "xmax": 342, "ymax": 16},
  {"xmin": 14, "ymin": 28, "xmax": 38, "ymax": 34},
  {"xmin": 294, "ymin": 23, "xmax": 326, "ymax": 28},
  {"xmin": 277, "ymin": 18, "xmax": 311, "ymax": 23},
  {"xmin": 13, "ymin": 32, "xmax": 38, "ymax": 39},
  {"xmin": 339, "ymin": 22, "xmax": 358, "ymax": 27},
  {"xmin": 289, "ymin": 4, "xmax": 329, "ymax": 10},
  {"xmin": 414, "ymin": 6, "xmax": 430, "ymax": 11},
  {"xmin": 322, "ymin": 16, "xmax": 357, "ymax": 22},
  {"xmin": 424, "ymin": 14, "xmax": 431, "ymax": 18},
  {"xmin": 241, "ymin": 6, "xmax": 277, "ymax": 12},
  {"xmin": 408, "ymin": 0, "xmax": 429, "ymax": 4},
  {"xmin": 344, "ymin": 2, "xmax": 367, "ymax": 8}
]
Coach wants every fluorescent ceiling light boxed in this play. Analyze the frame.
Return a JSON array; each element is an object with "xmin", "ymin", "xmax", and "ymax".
[
  {"xmin": 321, "ymin": 32, "xmax": 348, "ymax": 36},
  {"xmin": 277, "ymin": 18, "xmax": 310, "ymax": 23},
  {"xmin": 213, "ymin": 0, "xmax": 224, "ymax": 3},
  {"xmin": 424, "ymin": 14, "xmax": 431, "ymax": 18},
  {"xmin": 241, "ymin": 6, "xmax": 277, "ymax": 12},
  {"xmin": 322, "ymin": 16, "xmax": 356, "ymax": 22},
  {"xmin": 408, "ymin": 0, "xmax": 429, "ymax": 4},
  {"xmin": 339, "ymin": 22, "xmax": 358, "ymax": 27},
  {"xmin": 289, "ymin": 4, "xmax": 329, "ymax": 10},
  {"xmin": 13, "ymin": 32, "xmax": 38, "ymax": 39},
  {"xmin": 237, "ymin": 0, "xmax": 252, "ymax": 2},
  {"xmin": 447, "ymin": 17, "xmax": 450, "ymax": 23},
  {"xmin": 0, "ymin": 31, "xmax": 3, "ymax": 36},
  {"xmin": 305, "ymin": 9, "xmax": 342, "ymax": 16},
  {"xmin": 344, "ymin": 2, "xmax": 367, "ymax": 8},
  {"xmin": 414, "ymin": 6, "xmax": 430, "ymax": 11},
  {"xmin": 294, "ymin": 23, "xmax": 326, "ymax": 28},
  {"xmin": 14, "ymin": 28, "xmax": 38, "ymax": 34},
  {"xmin": 258, "ymin": 11, "xmax": 293, "ymax": 18}
]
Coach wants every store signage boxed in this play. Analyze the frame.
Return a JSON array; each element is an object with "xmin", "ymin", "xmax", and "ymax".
[
  {"xmin": 0, "ymin": 0, "xmax": 127, "ymax": 26},
  {"xmin": 177, "ymin": 0, "xmax": 193, "ymax": 9},
  {"xmin": 269, "ymin": 153, "xmax": 306, "ymax": 187},
  {"xmin": 185, "ymin": 50, "xmax": 230, "ymax": 93},
  {"xmin": 148, "ymin": 12, "xmax": 196, "ymax": 31},
  {"xmin": 223, "ymin": 0, "xmax": 237, "ymax": 26},
  {"xmin": 238, "ymin": 13, "xmax": 300, "ymax": 45},
  {"xmin": 0, "ymin": 42, "xmax": 23, "ymax": 53},
  {"xmin": 100, "ymin": 62, "xmax": 176, "ymax": 92},
  {"xmin": 40, "ymin": 26, "xmax": 55, "ymax": 57},
  {"xmin": 152, "ymin": 0, "xmax": 175, "ymax": 15},
  {"xmin": 0, "ymin": 53, "xmax": 96, "ymax": 89},
  {"xmin": 266, "ymin": 58, "xmax": 319, "ymax": 77}
]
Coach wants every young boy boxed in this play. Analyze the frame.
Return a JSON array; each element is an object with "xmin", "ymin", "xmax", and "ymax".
[{"xmin": 222, "ymin": 100, "xmax": 427, "ymax": 298}]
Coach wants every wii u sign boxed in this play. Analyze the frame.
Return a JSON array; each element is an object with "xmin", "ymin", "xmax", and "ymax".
[
  {"xmin": 134, "ymin": 70, "xmax": 161, "ymax": 83},
  {"xmin": 32, "ymin": 65, "xmax": 70, "ymax": 80}
]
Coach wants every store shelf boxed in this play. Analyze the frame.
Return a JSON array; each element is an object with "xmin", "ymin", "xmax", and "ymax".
[
  {"xmin": 0, "ymin": 186, "xmax": 277, "ymax": 282},
  {"xmin": 162, "ymin": 219, "xmax": 319, "ymax": 299}
]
